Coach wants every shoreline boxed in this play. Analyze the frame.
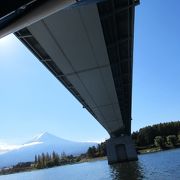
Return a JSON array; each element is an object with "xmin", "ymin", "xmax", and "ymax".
[
  {"xmin": 1, "ymin": 147, "xmax": 180, "ymax": 176},
  {"xmin": 79, "ymin": 156, "xmax": 107, "ymax": 163},
  {"xmin": 0, "ymin": 156, "xmax": 107, "ymax": 176},
  {"xmin": 138, "ymin": 145, "xmax": 180, "ymax": 155}
]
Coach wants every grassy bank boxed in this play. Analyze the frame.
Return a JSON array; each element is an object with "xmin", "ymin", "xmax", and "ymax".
[{"xmin": 137, "ymin": 144, "xmax": 180, "ymax": 154}]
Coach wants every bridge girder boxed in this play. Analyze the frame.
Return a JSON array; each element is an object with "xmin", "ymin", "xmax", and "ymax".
[{"xmin": 0, "ymin": 0, "xmax": 139, "ymax": 136}]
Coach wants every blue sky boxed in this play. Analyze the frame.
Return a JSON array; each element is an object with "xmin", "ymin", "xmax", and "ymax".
[
  {"xmin": 0, "ymin": 0, "xmax": 180, "ymax": 144},
  {"xmin": 0, "ymin": 35, "xmax": 108, "ymax": 144},
  {"xmin": 132, "ymin": 0, "xmax": 180, "ymax": 130}
]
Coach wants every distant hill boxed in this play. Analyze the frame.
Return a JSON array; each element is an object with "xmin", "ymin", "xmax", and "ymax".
[{"xmin": 0, "ymin": 132, "xmax": 97, "ymax": 168}]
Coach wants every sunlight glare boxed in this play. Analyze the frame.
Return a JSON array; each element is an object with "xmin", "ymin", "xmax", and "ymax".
[{"xmin": 0, "ymin": 34, "xmax": 18, "ymax": 52}]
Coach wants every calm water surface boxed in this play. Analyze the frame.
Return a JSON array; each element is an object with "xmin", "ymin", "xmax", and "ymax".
[{"xmin": 0, "ymin": 148, "xmax": 180, "ymax": 180}]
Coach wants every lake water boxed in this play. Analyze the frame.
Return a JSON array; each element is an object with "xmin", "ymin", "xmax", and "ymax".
[{"xmin": 0, "ymin": 148, "xmax": 180, "ymax": 180}]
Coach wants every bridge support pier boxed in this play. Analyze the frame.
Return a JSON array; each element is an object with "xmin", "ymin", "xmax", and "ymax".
[{"xmin": 106, "ymin": 135, "xmax": 138, "ymax": 164}]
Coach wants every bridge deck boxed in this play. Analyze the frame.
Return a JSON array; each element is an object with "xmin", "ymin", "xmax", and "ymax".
[{"xmin": 13, "ymin": 0, "xmax": 137, "ymax": 136}]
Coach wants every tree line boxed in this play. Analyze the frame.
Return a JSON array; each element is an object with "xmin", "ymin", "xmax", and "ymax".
[
  {"xmin": 33, "ymin": 142, "xmax": 107, "ymax": 169},
  {"xmin": 86, "ymin": 142, "xmax": 106, "ymax": 158},
  {"xmin": 34, "ymin": 151, "xmax": 79, "ymax": 169},
  {"xmin": 132, "ymin": 121, "xmax": 180, "ymax": 147},
  {"xmin": 1, "ymin": 144, "xmax": 107, "ymax": 175}
]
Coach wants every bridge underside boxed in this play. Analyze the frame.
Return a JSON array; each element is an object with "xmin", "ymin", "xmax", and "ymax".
[
  {"xmin": 14, "ymin": 0, "xmax": 137, "ymax": 137},
  {"xmin": 0, "ymin": 0, "xmax": 139, "ymax": 163}
]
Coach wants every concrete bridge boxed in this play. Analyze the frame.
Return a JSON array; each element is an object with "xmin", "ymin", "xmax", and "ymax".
[{"xmin": 0, "ymin": 0, "xmax": 139, "ymax": 164}]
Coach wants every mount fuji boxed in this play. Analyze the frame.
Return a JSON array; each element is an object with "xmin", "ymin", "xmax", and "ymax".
[{"xmin": 0, "ymin": 132, "xmax": 97, "ymax": 168}]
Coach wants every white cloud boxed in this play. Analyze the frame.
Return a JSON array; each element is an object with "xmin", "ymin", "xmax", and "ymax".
[{"xmin": 0, "ymin": 141, "xmax": 43, "ymax": 154}]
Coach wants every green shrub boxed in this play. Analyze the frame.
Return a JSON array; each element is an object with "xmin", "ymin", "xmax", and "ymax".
[
  {"xmin": 166, "ymin": 135, "xmax": 177, "ymax": 146},
  {"xmin": 154, "ymin": 136, "xmax": 165, "ymax": 149}
]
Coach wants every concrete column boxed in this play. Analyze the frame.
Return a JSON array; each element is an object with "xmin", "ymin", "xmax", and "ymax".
[{"xmin": 106, "ymin": 135, "xmax": 138, "ymax": 164}]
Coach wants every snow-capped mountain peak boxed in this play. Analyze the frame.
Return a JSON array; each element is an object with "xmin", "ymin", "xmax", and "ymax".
[
  {"xmin": 0, "ymin": 132, "xmax": 98, "ymax": 168},
  {"xmin": 32, "ymin": 132, "xmax": 57, "ymax": 142},
  {"xmin": 30, "ymin": 132, "xmax": 75, "ymax": 144}
]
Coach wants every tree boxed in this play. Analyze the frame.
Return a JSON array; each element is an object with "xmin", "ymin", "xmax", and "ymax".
[
  {"xmin": 37, "ymin": 155, "xmax": 42, "ymax": 168},
  {"xmin": 154, "ymin": 136, "xmax": 165, "ymax": 149},
  {"xmin": 35, "ymin": 155, "xmax": 37, "ymax": 164},
  {"xmin": 61, "ymin": 152, "xmax": 66, "ymax": 159},
  {"xmin": 92, "ymin": 146, "xmax": 97, "ymax": 156},
  {"xmin": 87, "ymin": 147, "xmax": 94, "ymax": 158},
  {"xmin": 132, "ymin": 131, "xmax": 139, "ymax": 145},
  {"xmin": 52, "ymin": 151, "xmax": 60, "ymax": 166},
  {"xmin": 46, "ymin": 152, "xmax": 51, "ymax": 162},
  {"xmin": 178, "ymin": 135, "xmax": 180, "ymax": 141},
  {"xmin": 167, "ymin": 135, "xmax": 177, "ymax": 146},
  {"xmin": 177, "ymin": 132, "xmax": 180, "ymax": 142},
  {"xmin": 42, "ymin": 153, "xmax": 46, "ymax": 167}
]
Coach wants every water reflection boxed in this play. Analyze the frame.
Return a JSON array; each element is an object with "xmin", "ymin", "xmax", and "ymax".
[{"xmin": 109, "ymin": 161, "xmax": 145, "ymax": 180}]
